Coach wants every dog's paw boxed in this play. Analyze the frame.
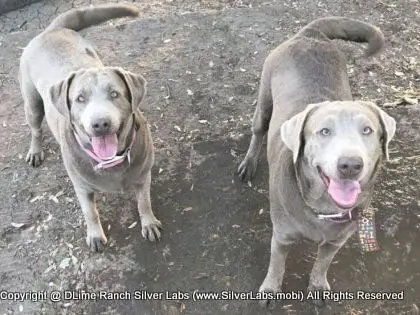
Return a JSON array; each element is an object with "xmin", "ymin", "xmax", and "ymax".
[
  {"xmin": 141, "ymin": 216, "xmax": 162, "ymax": 242},
  {"xmin": 237, "ymin": 156, "xmax": 257, "ymax": 182},
  {"xmin": 86, "ymin": 233, "xmax": 108, "ymax": 252},
  {"xmin": 307, "ymin": 281, "xmax": 330, "ymax": 308},
  {"xmin": 25, "ymin": 150, "xmax": 44, "ymax": 167},
  {"xmin": 258, "ymin": 283, "xmax": 278, "ymax": 310}
]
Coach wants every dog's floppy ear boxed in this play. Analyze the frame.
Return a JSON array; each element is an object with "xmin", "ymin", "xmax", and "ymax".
[
  {"xmin": 281, "ymin": 103, "xmax": 322, "ymax": 163},
  {"xmin": 362, "ymin": 102, "xmax": 396, "ymax": 160},
  {"xmin": 112, "ymin": 67, "xmax": 147, "ymax": 111},
  {"xmin": 49, "ymin": 72, "xmax": 76, "ymax": 120}
]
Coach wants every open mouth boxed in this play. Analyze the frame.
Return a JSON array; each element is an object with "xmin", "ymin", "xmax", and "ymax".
[
  {"xmin": 90, "ymin": 133, "xmax": 119, "ymax": 160},
  {"xmin": 317, "ymin": 166, "xmax": 361, "ymax": 210},
  {"xmin": 87, "ymin": 124, "xmax": 125, "ymax": 160}
]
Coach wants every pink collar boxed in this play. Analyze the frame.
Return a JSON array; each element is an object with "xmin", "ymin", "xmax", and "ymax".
[{"xmin": 73, "ymin": 125, "xmax": 137, "ymax": 171}]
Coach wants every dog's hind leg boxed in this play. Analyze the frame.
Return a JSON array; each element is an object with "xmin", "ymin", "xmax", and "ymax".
[
  {"xmin": 237, "ymin": 65, "xmax": 272, "ymax": 181},
  {"xmin": 20, "ymin": 72, "xmax": 45, "ymax": 167}
]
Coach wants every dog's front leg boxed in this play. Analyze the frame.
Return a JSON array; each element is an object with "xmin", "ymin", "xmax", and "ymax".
[
  {"xmin": 74, "ymin": 187, "xmax": 107, "ymax": 252},
  {"xmin": 308, "ymin": 242, "xmax": 342, "ymax": 306},
  {"xmin": 259, "ymin": 232, "xmax": 291, "ymax": 309},
  {"xmin": 135, "ymin": 171, "xmax": 162, "ymax": 242}
]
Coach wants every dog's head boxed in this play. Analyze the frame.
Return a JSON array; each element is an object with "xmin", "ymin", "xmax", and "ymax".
[
  {"xmin": 49, "ymin": 67, "xmax": 146, "ymax": 159},
  {"xmin": 281, "ymin": 101, "xmax": 396, "ymax": 211}
]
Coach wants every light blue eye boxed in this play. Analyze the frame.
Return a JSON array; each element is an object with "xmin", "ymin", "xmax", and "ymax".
[
  {"xmin": 363, "ymin": 126, "xmax": 373, "ymax": 135},
  {"xmin": 320, "ymin": 128, "xmax": 331, "ymax": 136},
  {"xmin": 110, "ymin": 91, "xmax": 119, "ymax": 98},
  {"xmin": 76, "ymin": 95, "xmax": 85, "ymax": 103}
]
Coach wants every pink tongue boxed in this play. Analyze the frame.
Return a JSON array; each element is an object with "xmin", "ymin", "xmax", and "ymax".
[
  {"xmin": 328, "ymin": 179, "xmax": 361, "ymax": 208},
  {"xmin": 91, "ymin": 134, "xmax": 118, "ymax": 160}
]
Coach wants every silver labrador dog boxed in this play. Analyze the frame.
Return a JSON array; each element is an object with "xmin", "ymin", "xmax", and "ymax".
[
  {"xmin": 20, "ymin": 4, "xmax": 162, "ymax": 252},
  {"xmin": 238, "ymin": 17, "xmax": 396, "ymax": 306}
]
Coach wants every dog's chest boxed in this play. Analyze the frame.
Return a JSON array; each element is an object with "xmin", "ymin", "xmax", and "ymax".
[
  {"xmin": 66, "ymin": 157, "xmax": 147, "ymax": 193},
  {"xmin": 303, "ymin": 218, "xmax": 357, "ymax": 244},
  {"xmin": 85, "ymin": 167, "xmax": 145, "ymax": 193},
  {"xmin": 90, "ymin": 173, "xmax": 128, "ymax": 193}
]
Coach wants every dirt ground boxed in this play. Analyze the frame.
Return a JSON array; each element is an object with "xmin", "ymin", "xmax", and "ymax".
[{"xmin": 0, "ymin": 0, "xmax": 419, "ymax": 314}]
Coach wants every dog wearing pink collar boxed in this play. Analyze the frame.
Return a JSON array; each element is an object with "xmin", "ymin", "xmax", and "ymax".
[{"xmin": 20, "ymin": 4, "xmax": 162, "ymax": 251}]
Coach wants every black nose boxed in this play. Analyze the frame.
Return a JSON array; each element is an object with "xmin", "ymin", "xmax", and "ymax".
[
  {"xmin": 91, "ymin": 118, "xmax": 111, "ymax": 135},
  {"xmin": 337, "ymin": 156, "xmax": 364, "ymax": 178}
]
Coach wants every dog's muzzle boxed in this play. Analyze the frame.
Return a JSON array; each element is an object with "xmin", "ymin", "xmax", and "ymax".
[{"xmin": 73, "ymin": 124, "xmax": 137, "ymax": 171}]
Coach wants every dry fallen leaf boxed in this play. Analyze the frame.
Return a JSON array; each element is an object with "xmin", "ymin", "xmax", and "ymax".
[
  {"xmin": 387, "ymin": 88, "xmax": 420, "ymax": 106},
  {"xmin": 59, "ymin": 258, "xmax": 71, "ymax": 269},
  {"xmin": 44, "ymin": 213, "xmax": 53, "ymax": 223},
  {"xmin": 49, "ymin": 195, "xmax": 59, "ymax": 204},
  {"xmin": 11, "ymin": 222, "xmax": 25, "ymax": 228},
  {"xmin": 30, "ymin": 195, "xmax": 43, "ymax": 203},
  {"xmin": 44, "ymin": 264, "xmax": 56, "ymax": 274},
  {"xmin": 71, "ymin": 255, "xmax": 78, "ymax": 265},
  {"xmin": 128, "ymin": 221, "xmax": 138, "ymax": 229},
  {"xmin": 55, "ymin": 191, "xmax": 64, "ymax": 198},
  {"xmin": 402, "ymin": 96, "xmax": 418, "ymax": 105}
]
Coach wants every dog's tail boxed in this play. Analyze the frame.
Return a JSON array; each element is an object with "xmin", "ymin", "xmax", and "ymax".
[
  {"xmin": 45, "ymin": 4, "xmax": 139, "ymax": 32},
  {"xmin": 297, "ymin": 17, "xmax": 385, "ymax": 56}
]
